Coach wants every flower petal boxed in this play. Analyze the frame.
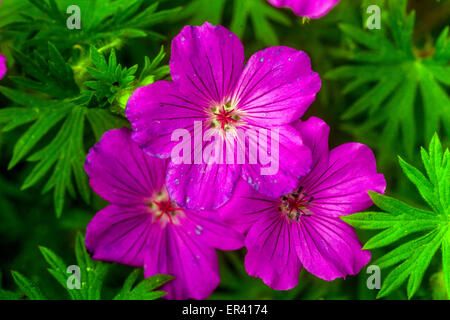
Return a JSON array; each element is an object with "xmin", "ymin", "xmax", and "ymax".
[
  {"xmin": 85, "ymin": 204, "xmax": 153, "ymax": 267},
  {"xmin": 305, "ymin": 143, "xmax": 386, "ymax": 216},
  {"xmin": 245, "ymin": 212, "xmax": 303, "ymax": 290},
  {"xmin": 85, "ymin": 128, "xmax": 166, "ymax": 205},
  {"xmin": 268, "ymin": 0, "xmax": 340, "ymax": 19},
  {"xmin": 183, "ymin": 211, "xmax": 244, "ymax": 250},
  {"xmin": 170, "ymin": 22, "xmax": 244, "ymax": 104},
  {"xmin": 0, "ymin": 54, "xmax": 6, "ymax": 80},
  {"xmin": 293, "ymin": 214, "xmax": 371, "ymax": 281},
  {"xmin": 232, "ymin": 46, "xmax": 321, "ymax": 125},
  {"xmin": 166, "ymin": 161, "xmax": 241, "ymax": 210},
  {"xmin": 241, "ymin": 125, "xmax": 312, "ymax": 198},
  {"xmin": 217, "ymin": 178, "xmax": 277, "ymax": 234},
  {"xmin": 144, "ymin": 223, "xmax": 220, "ymax": 300},
  {"xmin": 126, "ymin": 81, "xmax": 206, "ymax": 158},
  {"xmin": 293, "ymin": 116, "xmax": 330, "ymax": 177}
]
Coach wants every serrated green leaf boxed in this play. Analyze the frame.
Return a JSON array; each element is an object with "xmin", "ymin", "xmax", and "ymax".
[
  {"xmin": 327, "ymin": 0, "xmax": 449, "ymax": 161},
  {"xmin": 11, "ymin": 271, "xmax": 46, "ymax": 300},
  {"xmin": 347, "ymin": 135, "xmax": 450, "ymax": 299},
  {"xmin": 8, "ymin": 104, "xmax": 71, "ymax": 169},
  {"xmin": 114, "ymin": 272, "xmax": 172, "ymax": 300}
]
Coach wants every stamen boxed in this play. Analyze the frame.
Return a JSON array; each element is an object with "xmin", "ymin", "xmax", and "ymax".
[
  {"xmin": 210, "ymin": 103, "xmax": 240, "ymax": 131},
  {"xmin": 279, "ymin": 186, "xmax": 314, "ymax": 221},
  {"xmin": 152, "ymin": 199, "xmax": 183, "ymax": 224}
]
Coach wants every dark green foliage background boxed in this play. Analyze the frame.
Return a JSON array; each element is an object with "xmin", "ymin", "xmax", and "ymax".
[{"xmin": 0, "ymin": 0, "xmax": 448, "ymax": 300}]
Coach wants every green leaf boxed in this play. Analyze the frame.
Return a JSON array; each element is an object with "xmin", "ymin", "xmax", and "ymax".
[
  {"xmin": 343, "ymin": 134, "xmax": 450, "ymax": 299},
  {"xmin": 19, "ymin": 106, "xmax": 88, "ymax": 217},
  {"xmin": 4, "ymin": 0, "xmax": 181, "ymax": 52},
  {"xmin": 0, "ymin": 45, "xmax": 139, "ymax": 217},
  {"xmin": 75, "ymin": 232, "xmax": 108, "ymax": 300},
  {"xmin": 10, "ymin": 271, "xmax": 46, "ymax": 300},
  {"xmin": 8, "ymin": 233, "xmax": 171, "ymax": 300},
  {"xmin": 114, "ymin": 270, "xmax": 173, "ymax": 300},
  {"xmin": 39, "ymin": 246, "xmax": 82, "ymax": 300},
  {"xmin": 326, "ymin": 0, "xmax": 450, "ymax": 161},
  {"xmin": 9, "ymin": 104, "xmax": 71, "ymax": 170},
  {"xmin": 85, "ymin": 46, "xmax": 137, "ymax": 109},
  {"xmin": 11, "ymin": 45, "xmax": 79, "ymax": 99},
  {"xmin": 443, "ymin": 235, "xmax": 450, "ymax": 298}
]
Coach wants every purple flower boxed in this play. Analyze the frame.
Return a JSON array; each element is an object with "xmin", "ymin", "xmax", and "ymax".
[
  {"xmin": 84, "ymin": 128, "xmax": 243, "ymax": 300},
  {"xmin": 218, "ymin": 117, "xmax": 386, "ymax": 289},
  {"xmin": 0, "ymin": 54, "xmax": 6, "ymax": 80},
  {"xmin": 267, "ymin": 0, "xmax": 340, "ymax": 18},
  {"xmin": 126, "ymin": 22, "xmax": 320, "ymax": 210}
]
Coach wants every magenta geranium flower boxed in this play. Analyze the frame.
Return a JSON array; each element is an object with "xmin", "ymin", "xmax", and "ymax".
[
  {"xmin": 126, "ymin": 22, "xmax": 320, "ymax": 210},
  {"xmin": 84, "ymin": 128, "xmax": 243, "ymax": 300},
  {"xmin": 218, "ymin": 117, "xmax": 386, "ymax": 289},
  {"xmin": 0, "ymin": 54, "xmax": 6, "ymax": 80},
  {"xmin": 268, "ymin": 0, "xmax": 339, "ymax": 18}
]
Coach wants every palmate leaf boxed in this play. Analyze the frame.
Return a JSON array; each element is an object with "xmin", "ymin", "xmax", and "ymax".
[
  {"xmin": 9, "ymin": 233, "xmax": 172, "ymax": 300},
  {"xmin": 113, "ymin": 269, "xmax": 172, "ymax": 300},
  {"xmin": 0, "ymin": 87, "xmax": 124, "ymax": 217},
  {"xmin": 11, "ymin": 43, "xmax": 79, "ymax": 99},
  {"xmin": 4, "ymin": 0, "xmax": 180, "ymax": 51},
  {"xmin": 0, "ymin": 92, "xmax": 127, "ymax": 216},
  {"xmin": 326, "ymin": 0, "xmax": 450, "ymax": 161},
  {"xmin": 0, "ymin": 44, "xmax": 157, "ymax": 216},
  {"xmin": 85, "ymin": 46, "xmax": 137, "ymax": 108},
  {"xmin": 10, "ymin": 271, "xmax": 47, "ymax": 300},
  {"xmin": 343, "ymin": 134, "xmax": 450, "ymax": 299},
  {"xmin": 0, "ymin": 44, "xmax": 168, "ymax": 216},
  {"xmin": 83, "ymin": 45, "xmax": 169, "ymax": 112}
]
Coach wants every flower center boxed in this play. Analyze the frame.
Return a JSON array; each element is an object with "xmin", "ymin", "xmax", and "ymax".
[
  {"xmin": 209, "ymin": 102, "xmax": 240, "ymax": 131},
  {"xmin": 279, "ymin": 186, "xmax": 314, "ymax": 221},
  {"xmin": 152, "ymin": 200, "xmax": 183, "ymax": 223},
  {"xmin": 148, "ymin": 188, "xmax": 183, "ymax": 225}
]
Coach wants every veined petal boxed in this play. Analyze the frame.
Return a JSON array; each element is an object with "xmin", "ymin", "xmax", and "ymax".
[
  {"xmin": 304, "ymin": 143, "xmax": 386, "ymax": 217},
  {"xmin": 245, "ymin": 212, "xmax": 303, "ymax": 290},
  {"xmin": 183, "ymin": 210, "xmax": 244, "ymax": 250},
  {"xmin": 241, "ymin": 125, "xmax": 312, "ymax": 198},
  {"xmin": 171, "ymin": 22, "xmax": 244, "ymax": 105},
  {"xmin": 268, "ymin": 0, "xmax": 340, "ymax": 19},
  {"xmin": 126, "ymin": 81, "xmax": 206, "ymax": 158},
  {"xmin": 85, "ymin": 204, "xmax": 154, "ymax": 267},
  {"xmin": 217, "ymin": 178, "xmax": 278, "ymax": 234},
  {"xmin": 293, "ymin": 214, "xmax": 371, "ymax": 281},
  {"xmin": 166, "ymin": 161, "xmax": 241, "ymax": 210},
  {"xmin": 85, "ymin": 128, "xmax": 166, "ymax": 205},
  {"xmin": 293, "ymin": 116, "xmax": 330, "ymax": 178},
  {"xmin": 232, "ymin": 46, "xmax": 320, "ymax": 126},
  {"xmin": 144, "ymin": 223, "xmax": 220, "ymax": 300}
]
